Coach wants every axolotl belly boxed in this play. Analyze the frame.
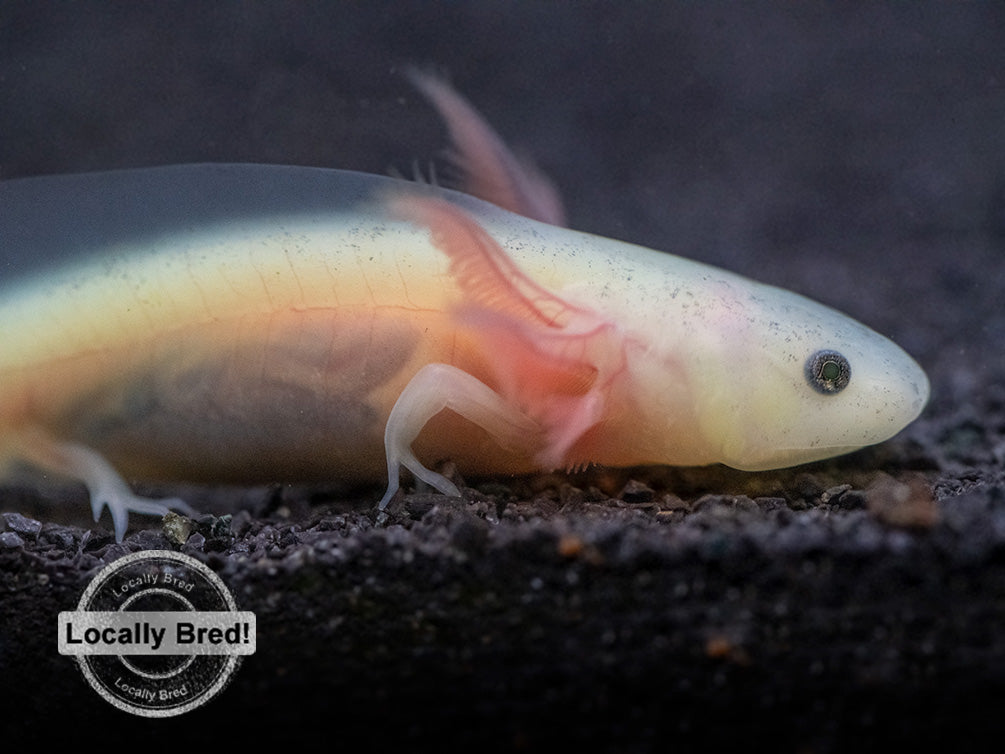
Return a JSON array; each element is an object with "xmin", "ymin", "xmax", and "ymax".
[{"xmin": 0, "ymin": 82, "xmax": 929, "ymax": 541}]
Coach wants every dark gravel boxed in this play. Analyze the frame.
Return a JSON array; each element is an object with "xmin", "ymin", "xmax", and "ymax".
[{"xmin": 2, "ymin": 3, "xmax": 1004, "ymax": 751}]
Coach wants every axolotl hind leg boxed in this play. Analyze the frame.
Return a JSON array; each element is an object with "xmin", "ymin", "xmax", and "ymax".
[{"xmin": 18, "ymin": 430, "xmax": 194, "ymax": 542}]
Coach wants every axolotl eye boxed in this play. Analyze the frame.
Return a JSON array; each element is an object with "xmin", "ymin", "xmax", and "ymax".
[{"xmin": 805, "ymin": 349, "xmax": 851, "ymax": 394}]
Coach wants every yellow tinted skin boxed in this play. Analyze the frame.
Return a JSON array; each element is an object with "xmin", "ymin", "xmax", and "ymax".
[
  {"xmin": 0, "ymin": 165, "xmax": 928, "ymax": 541},
  {"xmin": 0, "ymin": 80, "xmax": 928, "ymax": 540}
]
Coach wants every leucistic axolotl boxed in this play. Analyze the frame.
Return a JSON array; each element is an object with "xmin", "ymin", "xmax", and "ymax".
[{"xmin": 0, "ymin": 75, "xmax": 929, "ymax": 541}]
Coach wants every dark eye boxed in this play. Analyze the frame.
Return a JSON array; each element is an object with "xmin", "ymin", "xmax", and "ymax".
[{"xmin": 805, "ymin": 350, "xmax": 851, "ymax": 394}]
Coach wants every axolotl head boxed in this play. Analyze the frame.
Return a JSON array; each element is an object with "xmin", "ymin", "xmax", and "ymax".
[{"xmin": 679, "ymin": 276, "xmax": 929, "ymax": 471}]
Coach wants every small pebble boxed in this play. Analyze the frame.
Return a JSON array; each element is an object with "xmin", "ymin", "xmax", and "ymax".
[
  {"xmin": 2, "ymin": 512, "xmax": 42, "ymax": 538},
  {"xmin": 0, "ymin": 531, "xmax": 25, "ymax": 549}
]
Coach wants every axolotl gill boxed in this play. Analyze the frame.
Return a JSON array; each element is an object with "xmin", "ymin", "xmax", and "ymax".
[{"xmin": 0, "ymin": 72, "xmax": 929, "ymax": 541}]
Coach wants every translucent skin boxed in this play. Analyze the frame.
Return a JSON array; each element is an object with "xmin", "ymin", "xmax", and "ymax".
[
  {"xmin": 0, "ymin": 166, "xmax": 928, "ymax": 502},
  {"xmin": 0, "ymin": 77, "xmax": 929, "ymax": 539}
]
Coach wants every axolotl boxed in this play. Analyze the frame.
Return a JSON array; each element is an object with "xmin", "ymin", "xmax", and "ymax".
[{"xmin": 0, "ymin": 74, "xmax": 928, "ymax": 541}]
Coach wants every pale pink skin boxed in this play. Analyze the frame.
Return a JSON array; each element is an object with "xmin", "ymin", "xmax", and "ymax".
[{"xmin": 0, "ymin": 74, "xmax": 928, "ymax": 540}]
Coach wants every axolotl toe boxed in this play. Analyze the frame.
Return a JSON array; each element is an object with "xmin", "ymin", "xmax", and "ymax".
[{"xmin": 0, "ymin": 75, "xmax": 928, "ymax": 541}]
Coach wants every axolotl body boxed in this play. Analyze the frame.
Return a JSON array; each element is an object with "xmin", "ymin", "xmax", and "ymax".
[{"xmin": 0, "ymin": 76, "xmax": 929, "ymax": 540}]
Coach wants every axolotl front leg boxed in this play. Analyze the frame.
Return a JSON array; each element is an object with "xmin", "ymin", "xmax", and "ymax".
[
  {"xmin": 378, "ymin": 362, "xmax": 540, "ymax": 508},
  {"xmin": 377, "ymin": 193, "xmax": 633, "ymax": 510},
  {"xmin": 376, "ymin": 72, "xmax": 632, "ymax": 508}
]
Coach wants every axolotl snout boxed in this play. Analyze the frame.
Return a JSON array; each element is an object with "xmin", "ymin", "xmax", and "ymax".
[{"xmin": 0, "ymin": 75, "xmax": 929, "ymax": 540}]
